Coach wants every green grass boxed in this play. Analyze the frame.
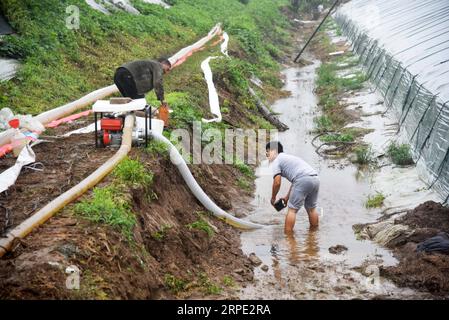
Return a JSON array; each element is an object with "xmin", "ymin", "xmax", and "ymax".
[
  {"xmin": 222, "ymin": 275, "xmax": 236, "ymax": 287},
  {"xmin": 387, "ymin": 142, "xmax": 414, "ymax": 166},
  {"xmin": 146, "ymin": 140, "xmax": 170, "ymax": 158},
  {"xmin": 151, "ymin": 224, "xmax": 172, "ymax": 241},
  {"xmin": 74, "ymin": 186, "xmax": 136, "ymax": 240},
  {"xmin": 234, "ymin": 159, "xmax": 254, "ymax": 178},
  {"xmin": 113, "ymin": 157, "xmax": 154, "ymax": 187},
  {"xmin": 354, "ymin": 145, "xmax": 373, "ymax": 165},
  {"xmin": 164, "ymin": 274, "xmax": 188, "ymax": 294},
  {"xmin": 365, "ymin": 193, "xmax": 385, "ymax": 209},
  {"xmin": 236, "ymin": 177, "xmax": 252, "ymax": 192},
  {"xmin": 320, "ymin": 132, "xmax": 354, "ymax": 143},
  {"xmin": 198, "ymin": 272, "xmax": 222, "ymax": 295},
  {"xmin": 314, "ymin": 115, "xmax": 334, "ymax": 133},
  {"xmin": 186, "ymin": 219, "xmax": 215, "ymax": 237},
  {"xmin": 1, "ymin": 0, "xmax": 290, "ymax": 115}
]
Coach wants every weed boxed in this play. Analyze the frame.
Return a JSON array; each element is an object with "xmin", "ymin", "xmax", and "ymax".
[
  {"xmin": 113, "ymin": 157, "xmax": 153, "ymax": 187},
  {"xmin": 186, "ymin": 219, "xmax": 214, "ymax": 237},
  {"xmin": 222, "ymin": 275, "xmax": 235, "ymax": 287},
  {"xmin": 151, "ymin": 224, "xmax": 172, "ymax": 241},
  {"xmin": 314, "ymin": 115, "xmax": 333, "ymax": 133},
  {"xmin": 146, "ymin": 140, "xmax": 170, "ymax": 158},
  {"xmin": 236, "ymin": 177, "xmax": 252, "ymax": 192},
  {"xmin": 75, "ymin": 186, "xmax": 135, "ymax": 240},
  {"xmin": 198, "ymin": 272, "xmax": 222, "ymax": 295},
  {"xmin": 164, "ymin": 274, "xmax": 187, "ymax": 294},
  {"xmin": 387, "ymin": 142, "xmax": 414, "ymax": 166},
  {"xmin": 234, "ymin": 159, "xmax": 254, "ymax": 178},
  {"xmin": 365, "ymin": 193, "xmax": 385, "ymax": 208},
  {"xmin": 354, "ymin": 145, "xmax": 373, "ymax": 165}
]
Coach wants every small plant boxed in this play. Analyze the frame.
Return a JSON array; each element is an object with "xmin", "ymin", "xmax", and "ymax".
[
  {"xmin": 387, "ymin": 142, "xmax": 414, "ymax": 166},
  {"xmin": 365, "ymin": 193, "xmax": 385, "ymax": 209},
  {"xmin": 236, "ymin": 177, "xmax": 252, "ymax": 192},
  {"xmin": 222, "ymin": 275, "xmax": 235, "ymax": 287},
  {"xmin": 321, "ymin": 133, "xmax": 354, "ymax": 143},
  {"xmin": 198, "ymin": 273, "xmax": 222, "ymax": 295},
  {"xmin": 113, "ymin": 157, "xmax": 154, "ymax": 187},
  {"xmin": 75, "ymin": 186, "xmax": 135, "ymax": 240},
  {"xmin": 314, "ymin": 115, "xmax": 333, "ymax": 133},
  {"xmin": 186, "ymin": 219, "xmax": 214, "ymax": 237},
  {"xmin": 146, "ymin": 140, "xmax": 169, "ymax": 158},
  {"xmin": 234, "ymin": 159, "xmax": 254, "ymax": 178},
  {"xmin": 164, "ymin": 274, "xmax": 187, "ymax": 294},
  {"xmin": 151, "ymin": 224, "xmax": 172, "ymax": 241},
  {"xmin": 354, "ymin": 145, "xmax": 373, "ymax": 165}
]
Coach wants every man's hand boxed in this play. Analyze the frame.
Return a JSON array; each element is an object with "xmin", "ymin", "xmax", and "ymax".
[
  {"xmin": 282, "ymin": 195, "xmax": 289, "ymax": 204},
  {"xmin": 271, "ymin": 197, "xmax": 276, "ymax": 206}
]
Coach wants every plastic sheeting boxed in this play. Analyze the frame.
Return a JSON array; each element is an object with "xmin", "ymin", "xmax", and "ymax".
[
  {"xmin": 201, "ymin": 57, "xmax": 222, "ymax": 123},
  {"xmin": 0, "ymin": 144, "xmax": 35, "ymax": 193},
  {"xmin": 335, "ymin": 0, "xmax": 449, "ymax": 204},
  {"xmin": 0, "ymin": 58, "xmax": 20, "ymax": 81},
  {"xmin": 85, "ymin": 0, "xmax": 140, "ymax": 15},
  {"xmin": 201, "ymin": 31, "xmax": 229, "ymax": 123}
]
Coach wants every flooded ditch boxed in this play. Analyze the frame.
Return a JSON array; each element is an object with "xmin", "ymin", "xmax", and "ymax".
[{"xmin": 238, "ymin": 55, "xmax": 434, "ymax": 299}]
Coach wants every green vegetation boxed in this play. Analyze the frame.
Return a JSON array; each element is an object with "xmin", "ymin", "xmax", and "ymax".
[
  {"xmin": 146, "ymin": 139, "xmax": 170, "ymax": 158},
  {"xmin": 234, "ymin": 159, "xmax": 255, "ymax": 178},
  {"xmin": 222, "ymin": 275, "xmax": 236, "ymax": 287},
  {"xmin": 151, "ymin": 224, "xmax": 172, "ymax": 241},
  {"xmin": 186, "ymin": 218, "xmax": 215, "ymax": 237},
  {"xmin": 320, "ymin": 132, "xmax": 354, "ymax": 143},
  {"xmin": 164, "ymin": 274, "xmax": 188, "ymax": 294},
  {"xmin": 1, "ymin": 0, "xmax": 290, "ymax": 115},
  {"xmin": 387, "ymin": 142, "xmax": 414, "ymax": 166},
  {"xmin": 74, "ymin": 186, "xmax": 136, "ymax": 240},
  {"xmin": 236, "ymin": 177, "xmax": 252, "ymax": 191},
  {"xmin": 113, "ymin": 157, "xmax": 154, "ymax": 187},
  {"xmin": 365, "ymin": 193, "xmax": 385, "ymax": 209},
  {"xmin": 198, "ymin": 272, "xmax": 222, "ymax": 295},
  {"xmin": 314, "ymin": 115, "xmax": 334, "ymax": 133},
  {"xmin": 354, "ymin": 145, "xmax": 373, "ymax": 165}
]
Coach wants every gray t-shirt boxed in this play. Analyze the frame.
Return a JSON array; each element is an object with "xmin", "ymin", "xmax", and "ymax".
[{"xmin": 270, "ymin": 153, "xmax": 317, "ymax": 184}]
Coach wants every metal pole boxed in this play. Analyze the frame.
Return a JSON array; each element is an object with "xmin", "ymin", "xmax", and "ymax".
[{"xmin": 293, "ymin": 0, "xmax": 340, "ymax": 63}]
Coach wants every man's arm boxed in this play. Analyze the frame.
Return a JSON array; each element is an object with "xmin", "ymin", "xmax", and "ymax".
[
  {"xmin": 271, "ymin": 175, "xmax": 282, "ymax": 206},
  {"xmin": 153, "ymin": 65, "xmax": 165, "ymax": 102}
]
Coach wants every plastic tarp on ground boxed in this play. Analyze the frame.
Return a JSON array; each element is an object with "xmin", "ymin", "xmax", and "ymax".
[{"xmin": 335, "ymin": 0, "xmax": 449, "ymax": 204}]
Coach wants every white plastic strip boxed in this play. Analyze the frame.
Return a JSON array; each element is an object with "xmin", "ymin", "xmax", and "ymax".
[
  {"xmin": 221, "ymin": 32, "xmax": 229, "ymax": 57},
  {"xmin": 0, "ymin": 144, "xmax": 35, "ymax": 193},
  {"xmin": 169, "ymin": 24, "xmax": 222, "ymax": 67},
  {"xmin": 201, "ymin": 30, "xmax": 229, "ymax": 123},
  {"xmin": 201, "ymin": 57, "xmax": 222, "ymax": 123},
  {"xmin": 151, "ymin": 131, "xmax": 264, "ymax": 230}
]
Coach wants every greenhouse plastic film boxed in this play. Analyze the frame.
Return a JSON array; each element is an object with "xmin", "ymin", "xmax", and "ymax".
[{"xmin": 335, "ymin": 0, "xmax": 449, "ymax": 204}]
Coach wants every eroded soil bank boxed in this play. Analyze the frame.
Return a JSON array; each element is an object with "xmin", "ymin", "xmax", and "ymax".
[
  {"xmin": 0, "ymin": 145, "xmax": 256, "ymax": 299},
  {"xmin": 357, "ymin": 201, "xmax": 449, "ymax": 297}
]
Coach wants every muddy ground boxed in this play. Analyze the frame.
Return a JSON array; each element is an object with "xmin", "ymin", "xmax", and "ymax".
[
  {"xmin": 379, "ymin": 202, "xmax": 449, "ymax": 296},
  {"xmin": 0, "ymin": 143, "xmax": 256, "ymax": 299}
]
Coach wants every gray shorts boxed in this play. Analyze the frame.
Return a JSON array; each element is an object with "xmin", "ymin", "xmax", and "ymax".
[{"xmin": 287, "ymin": 176, "xmax": 320, "ymax": 210}]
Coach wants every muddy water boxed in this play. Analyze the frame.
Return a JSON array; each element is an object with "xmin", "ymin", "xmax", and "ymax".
[{"xmin": 239, "ymin": 58, "xmax": 425, "ymax": 299}]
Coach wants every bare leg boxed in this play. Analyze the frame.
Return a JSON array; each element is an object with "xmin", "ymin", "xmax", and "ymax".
[
  {"xmin": 284, "ymin": 208, "xmax": 298, "ymax": 235},
  {"xmin": 306, "ymin": 207, "xmax": 319, "ymax": 228}
]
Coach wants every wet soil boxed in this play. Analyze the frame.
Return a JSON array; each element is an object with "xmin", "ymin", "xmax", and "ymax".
[
  {"xmin": 0, "ymin": 147, "xmax": 255, "ymax": 299},
  {"xmin": 380, "ymin": 202, "xmax": 449, "ymax": 296},
  {"xmin": 0, "ymin": 133, "xmax": 115, "ymax": 235}
]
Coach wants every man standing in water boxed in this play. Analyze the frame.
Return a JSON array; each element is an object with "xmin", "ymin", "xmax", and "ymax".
[
  {"xmin": 114, "ymin": 58, "xmax": 171, "ymax": 102},
  {"xmin": 266, "ymin": 141, "xmax": 320, "ymax": 234}
]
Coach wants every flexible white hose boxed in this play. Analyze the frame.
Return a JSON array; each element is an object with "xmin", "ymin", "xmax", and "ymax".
[{"xmin": 151, "ymin": 131, "xmax": 264, "ymax": 230}]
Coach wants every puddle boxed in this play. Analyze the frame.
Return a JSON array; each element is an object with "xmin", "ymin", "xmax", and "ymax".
[{"xmin": 239, "ymin": 58, "xmax": 429, "ymax": 299}]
